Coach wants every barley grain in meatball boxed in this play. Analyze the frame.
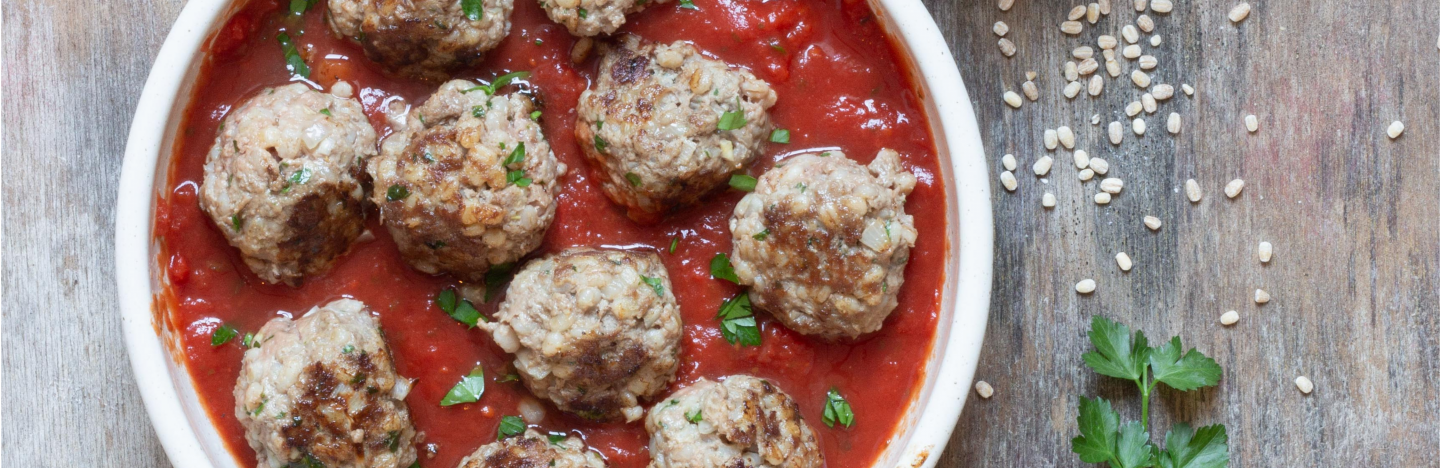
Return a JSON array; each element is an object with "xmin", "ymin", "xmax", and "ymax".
[
  {"xmin": 484, "ymin": 248, "xmax": 682, "ymax": 422},
  {"xmin": 233, "ymin": 299, "xmax": 417, "ymax": 468},
  {"xmin": 540, "ymin": 0, "xmax": 668, "ymax": 37},
  {"xmin": 200, "ymin": 82, "xmax": 374, "ymax": 286},
  {"xmin": 575, "ymin": 35, "xmax": 777, "ymax": 222},
  {"xmin": 328, "ymin": 0, "xmax": 513, "ymax": 80},
  {"xmin": 456, "ymin": 429, "xmax": 606, "ymax": 468},
  {"xmin": 728, "ymin": 149, "xmax": 918, "ymax": 340},
  {"xmin": 646, "ymin": 375, "xmax": 823, "ymax": 468},
  {"xmin": 369, "ymin": 79, "xmax": 565, "ymax": 281}
]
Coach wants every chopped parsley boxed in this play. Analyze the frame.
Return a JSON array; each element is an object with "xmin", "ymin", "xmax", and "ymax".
[
  {"xmin": 484, "ymin": 263, "xmax": 516, "ymax": 302},
  {"xmin": 241, "ymin": 332, "xmax": 258, "ymax": 348},
  {"xmin": 548, "ymin": 432, "xmax": 568, "ymax": 445},
  {"xmin": 436, "ymin": 288, "xmax": 484, "ymax": 327},
  {"xmin": 230, "ymin": 214, "xmax": 244, "ymax": 231},
  {"xmin": 578, "ymin": 8, "xmax": 588, "ymax": 18},
  {"xmin": 472, "ymin": 105, "xmax": 486, "ymax": 118},
  {"xmin": 530, "ymin": 110, "xmax": 542, "ymax": 120},
  {"xmin": 439, "ymin": 366, "xmax": 485, "ymax": 407},
  {"xmin": 822, "ymin": 388, "xmax": 855, "ymax": 428},
  {"xmin": 287, "ymin": 167, "xmax": 312, "ymax": 187},
  {"xmin": 318, "ymin": 108, "xmax": 332, "ymax": 117},
  {"xmin": 507, "ymin": 171, "xmax": 533, "ymax": 187},
  {"xmin": 752, "ymin": 229, "xmax": 770, "ymax": 240},
  {"xmin": 625, "ymin": 172, "xmax": 642, "ymax": 187},
  {"xmin": 288, "ymin": 0, "xmax": 318, "ymax": 15},
  {"xmin": 678, "ymin": 0, "xmax": 699, "ymax": 9},
  {"xmin": 716, "ymin": 292, "xmax": 760, "ymax": 346},
  {"xmin": 717, "ymin": 104, "xmax": 747, "ymax": 131},
  {"xmin": 593, "ymin": 135, "xmax": 608, "ymax": 152},
  {"xmin": 461, "ymin": 0, "xmax": 484, "ymax": 21},
  {"xmin": 210, "ymin": 324, "xmax": 238, "ymax": 346},
  {"xmin": 669, "ymin": 237, "xmax": 679, "ymax": 253},
  {"xmin": 769, "ymin": 42, "xmax": 787, "ymax": 54},
  {"xmin": 640, "ymin": 275, "xmax": 665, "ymax": 297},
  {"xmin": 342, "ymin": 344, "xmax": 355, "ymax": 354},
  {"xmin": 685, "ymin": 409, "xmax": 703, "ymax": 423},
  {"xmin": 497, "ymin": 415, "xmax": 526, "ymax": 440},
  {"xmin": 276, "ymin": 32, "xmax": 310, "ymax": 79},
  {"xmin": 769, "ymin": 128, "xmax": 790, "ymax": 143},
  {"xmin": 709, "ymin": 253, "xmax": 739, "ymax": 283},
  {"xmin": 386, "ymin": 184, "xmax": 409, "ymax": 201},
  {"xmin": 498, "ymin": 373, "xmax": 521, "ymax": 383},
  {"xmin": 503, "ymin": 143, "xmax": 532, "ymax": 187},
  {"xmin": 729, "ymin": 174, "xmax": 758, "ymax": 192},
  {"xmin": 464, "ymin": 71, "xmax": 531, "ymax": 95},
  {"xmin": 384, "ymin": 430, "xmax": 402, "ymax": 452}
]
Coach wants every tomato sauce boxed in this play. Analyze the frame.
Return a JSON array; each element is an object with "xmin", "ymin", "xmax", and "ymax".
[{"xmin": 155, "ymin": 0, "xmax": 946, "ymax": 467}]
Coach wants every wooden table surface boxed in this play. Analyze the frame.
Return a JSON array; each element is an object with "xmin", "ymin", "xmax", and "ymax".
[{"xmin": 3, "ymin": 0, "xmax": 1436, "ymax": 466}]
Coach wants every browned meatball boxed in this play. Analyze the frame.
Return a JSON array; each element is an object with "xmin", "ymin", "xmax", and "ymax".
[{"xmin": 328, "ymin": 0, "xmax": 513, "ymax": 80}]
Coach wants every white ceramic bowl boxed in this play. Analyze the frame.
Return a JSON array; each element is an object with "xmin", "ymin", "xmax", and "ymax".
[{"xmin": 115, "ymin": 1, "xmax": 993, "ymax": 466}]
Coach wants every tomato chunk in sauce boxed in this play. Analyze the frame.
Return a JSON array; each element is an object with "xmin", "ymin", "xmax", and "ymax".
[{"xmin": 156, "ymin": 0, "xmax": 946, "ymax": 467}]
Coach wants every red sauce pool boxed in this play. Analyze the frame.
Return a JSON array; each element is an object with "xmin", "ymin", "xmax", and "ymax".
[{"xmin": 155, "ymin": 0, "xmax": 946, "ymax": 467}]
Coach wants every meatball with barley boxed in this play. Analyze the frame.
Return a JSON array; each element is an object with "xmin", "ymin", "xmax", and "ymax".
[
  {"xmin": 646, "ymin": 375, "xmax": 823, "ymax": 468},
  {"xmin": 540, "ymin": 0, "xmax": 668, "ymax": 37},
  {"xmin": 369, "ymin": 79, "xmax": 565, "ymax": 282},
  {"xmin": 575, "ymin": 34, "xmax": 777, "ymax": 222},
  {"xmin": 728, "ymin": 149, "xmax": 918, "ymax": 340},
  {"xmin": 199, "ymin": 82, "xmax": 374, "ymax": 286},
  {"xmin": 233, "ymin": 299, "xmax": 418, "ymax": 468},
  {"xmin": 483, "ymin": 247, "xmax": 682, "ymax": 422},
  {"xmin": 456, "ymin": 430, "xmax": 606, "ymax": 468},
  {"xmin": 328, "ymin": 0, "xmax": 513, "ymax": 80}
]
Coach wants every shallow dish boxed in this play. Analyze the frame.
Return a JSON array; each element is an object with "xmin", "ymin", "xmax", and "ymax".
[{"xmin": 115, "ymin": 0, "xmax": 992, "ymax": 466}]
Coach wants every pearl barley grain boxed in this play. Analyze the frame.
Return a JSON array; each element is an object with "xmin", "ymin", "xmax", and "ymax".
[
  {"xmin": 1167, "ymin": 112, "xmax": 1181, "ymax": 134},
  {"xmin": 998, "ymin": 0, "xmax": 1013, "ymax": 11},
  {"xmin": 1043, "ymin": 192, "xmax": 1057, "ymax": 208},
  {"xmin": 1225, "ymin": 178, "xmax": 1246, "ymax": 198},
  {"xmin": 1185, "ymin": 179, "xmax": 1202, "ymax": 202},
  {"xmin": 1064, "ymin": 81, "xmax": 1084, "ymax": 99},
  {"xmin": 1255, "ymin": 288, "xmax": 1271, "ymax": 304},
  {"xmin": 1001, "ymin": 153, "xmax": 1017, "ymax": 171},
  {"xmin": 975, "ymin": 381, "xmax": 995, "ymax": 399},
  {"xmin": 1126, "ymin": 101, "xmax": 1143, "ymax": 117},
  {"xmin": 1220, "ymin": 311, "xmax": 1239, "ymax": 326},
  {"xmin": 1076, "ymin": 279, "xmax": 1097, "ymax": 294},
  {"xmin": 1259, "ymin": 241, "xmax": 1273, "ymax": 263},
  {"xmin": 1033, "ymin": 156, "xmax": 1054, "ymax": 176},
  {"xmin": 1245, "ymin": 114, "xmax": 1259, "ymax": 132},
  {"xmin": 1150, "ymin": 35, "xmax": 1163, "ymax": 47},
  {"xmin": 1133, "ymin": 118, "xmax": 1147, "ymax": 136},
  {"xmin": 1023, "ymin": 80, "xmax": 1039, "ymax": 101},
  {"xmin": 1099, "ymin": 35, "xmax": 1118, "ymax": 49},
  {"xmin": 1132, "ymin": 70, "xmax": 1152, "ymax": 88},
  {"xmin": 1109, "ymin": 122, "xmax": 1124, "ymax": 144},
  {"xmin": 1295, "ymin": 376, "xmax": 1314, "ymax": 394},
  {"xmin": 1151, "ymin": 0, "xmax": 1172, "ymax": 13},
  {"xmin": 1078, "ymin": 168, "xmax": 1095, "ymax": 181},
  {"xmin": 1115, "ymin": 252, "xmax": 1133, "ymax": 271},
  {"xmin": 1144, "ymin": 216, "xmax": 1162, "ymax": 230},
  {"xmin": 1089, "ymin": 158, "xmax": 1109, "ymax": 174},
  {"xmin": 1089, "ymin": 75, "xmax": 1105, "ymax": 96},
  {"xmin": 1004, "ymin": 91, "xmax": 1023, "ymax": 108},
  {"xmin": 1142, "ymin": 93, "xmax": 1158, "ymax": 114},
  {"xmin": 1100, "ymin": 177, "xmax": 1124, "ymax": 194},
  {"xmin": 1058, "ymin": 126, "xmax": 1076, "ymax": 149},
  {"xmin": 1062, "ymin": 21, "xmax": 1084, "ymax": 35},
  {"xmin": 1000, "ymin": 171, "xmax": 1018, "ymax": 191},
  {"xmin": 1123, "ymin": 44, "xmax": 1143, "ymax": 59},
  {"xmin": 1136, "ymin": 14, "xmax": 1154, "ymax": 33},
  {"xmin": 1095, "ymin": 192, "xmax": 1112, "ymax": 205},
  {"xmin": 999, "ymin": 38, "xmax": 1017, "ymax": 57},
  {"xmin": 994, "ymin": 21, "xmax": 1010, "ymax": 37},
  {"xmin": 1074, "ymin": 46, "xmax": 1095, "ymax": 59},
  {"xmin": 1088, "ymin": 3, "xmax": 1100, "ymax": 23},
  {"xmin": 1229, "ymin": 2, "xmax": 1251, "ymax": 23},
  {"xmin": 1388, "ymin": 121, "xmax": 1406, "ymax": 139},
  {"xmin": 1122, "ymin": 25, "xmax": 1140, "ymax": 43},
  {"xmin": 1074, "ymin": 150, "xmax": 1091, "ymax": 169},
  {"xmin": 1152, "ymin": 84, "xmax": 1174, "ymax": 100},
  {"xmin": 1045, "ymin": 129, "xmax": 1059, "ymax": 150},
  {"xmin": 1069, "ymin": 5, "xmax": 1088, "ymax": 20},
  {"xmin": 1182, "ymin": 83, "xmax": 1195, "ymax": 96}
]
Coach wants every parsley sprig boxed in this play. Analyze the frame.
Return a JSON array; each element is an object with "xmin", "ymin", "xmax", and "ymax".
[
  {"xmin": 1071, "ymin": 317, "xmax": 1228, "ymax": 468},
  {"xmin": 464, "ymin": 71, "xmax": 531, "ymax": 95}
]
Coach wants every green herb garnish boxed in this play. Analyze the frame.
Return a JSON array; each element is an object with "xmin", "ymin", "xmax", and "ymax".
[
  {"xmin": 685, "ymin": 409, "xmax": 703, "ymax": 423},
  {"xmin": 709, "ymin": 253, "xmax": 739, "ymax": 283},
  {"xmin": 625, "ymin": 172, "xmax": 642, "ymax": 187},
  {"xmin": 276, "ymin": 32, "xmax": 310, "ymax": 78},
  {"xmin": 717, "ymin": 105, "xmax": 747, "ymax": 131},
  {"xmin": 386, "ymin": 184, "xmax": 409, "ymax": 201},
  {"xmin": 678, "ymin": 0, "xmax": 699, "ymax": 9},
  {"xmin": 752, "ymin": 229, "xmax": 770, "ymax": 240},
  {"xmin": 462, "ymin": 0, "xmax": 484, "ymax": 21},
  {"xmin": 716, "ymin": 292, "xmax": 760, "ymax": 346},
  {"xmin": 729, "ymin": 174, "xmax": 757, "ymax": 192},
  {"xmin": 440, "ymin": 366, "xmax": 485, "ymax": 406},
  {"xmin": 497, "ymin": 415, "xmax": 526, "ymax": 439},
  {"xmin": 640, "ymin": 275, "xmax": 665, "ymax": 297},
  {"xmin": 465, "ymin": 71, "xmax": 531, "ymax": 95},
  {"xmin": 436, "ymin": 289, "xmax": 484, "ymax": 327},
  {"xmin": 210, "ymin": 324, "xmax": 238, "ymax": 346},
  {"xmin": 822, "ymin": 388, "xmax": 854, "ymax": 428},
  {"xmin": 769, "ymin": 128, "xmax": 790, "ymax": 143}
]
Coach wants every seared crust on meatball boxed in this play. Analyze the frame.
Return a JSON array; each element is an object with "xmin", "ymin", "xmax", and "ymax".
[
  {"xmin": 540, "ymin": 0, "xmax": 668, "ymax": 37},
  {"xmin": 575, "ymin": 35, "xmax": 777, "ymax": 222},
  {"xmin": 484, "ymin": 248, "xmax": 682, "ymax": 422},
  {"xmin": 234, "ymin": 299, "xmax": 418, "ymax": 468},
  {"xmin": 328, "ymin": 0, "xmax": 513, "ymax": 81},
  {"xmin": 728, "ymin": 150, "xmax": 918, "ymax": 340},
  {"xmin": 646, "ymin": 376, "xmax": 822, "ymax": 468},
  {"xmin": 457, "ymin": 430, "xmax": 606, "ymax": 468},
  {"xmin": 369, "ymin": 80, "xmax": 565, "ymax": 282},
  {"xmin": 200, "ymin": 82, "xmax": 374, "ymax": 286}
]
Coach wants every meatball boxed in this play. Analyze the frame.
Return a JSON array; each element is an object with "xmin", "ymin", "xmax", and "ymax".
[
  {"xmin": 199, "ymin": 82, "xmax": 374, "ymax": 286},
  {"xmin": 457, "ymin": 430, "xmax": 606, "ymax": 468},
  {"xmin": 575, "ymin": 35, "xmax": 778, "ymax": 222},
  {"xmin": 369, "ymin": 79, "xmax": 565, "ymax": 281},
  {"xmin": 646, "ymin": 375, "xmax": 823, "ymax": 468},
  {"xmin": 483, "ymin": 247, "xmax": 682, "ymax": 422},
  {"xmin": 540, "ymin": 0, "xmax": 667, "ymax": 37},
  {"xmin": 233, "ymin": 299, "xmax": 417, "ymax": 468},
  {"xmin": 327, "ymin": 0, "xmax": 513, "ymax": 80},
  {"xmin": 728, "ymin": 149, "xmax": 918, "ymax": 340}
]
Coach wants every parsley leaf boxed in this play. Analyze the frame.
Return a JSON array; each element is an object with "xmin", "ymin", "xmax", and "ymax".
[
  {"xmin": 386, "ymin": 184, "xmax": 409, "ymax": 201},
  {"xmin": 669, "ymin": 237, "xmax": 679, "ymax": 253},
  {"xmin": 440, "ymin": 366, "xmax": 485, "ymax": 406},
  {"xmin": 497, "ymin": 415, "xmax": 526, "ymax": 439},
  {"xmin": 752, "ymin": 229, "xmax": 770, "ymax": 240},
  {"xmin": 436, "ymin": 289, "xmax": 483, "ymax": 327},
  {"xmin": 821, "ymin": 388, "xmax": 854, "ymax": 428},
  {"xmin": 1157, "ymin": 424, "xmax": 1230, "ymax": 468},
  {"xmin": 769, "ymin": 128, "xmax": 790, "ymax": 143},
  {"xmin": 1115, "ymin": 421, "xmax": 1154, "ymax": 468},
  {"xmin": 729, "ymin": 174, "xmax": 757, "ymax": 192},
  {"xmin": 678, "ymin": 0, "xmax": 699, "ymax": 9},
  {"xmin": 242, "ymin": 332, "xmax": 258, "ymax": 348},
  {"xmin": 685, "ymin": 409, "xmax": 703, "ymax": 423},
  {"xmin": 709, "ymin": 253, "xmax": 739, "ymax": 283},
  {"xmin": 276, "ymin": 32, "xmax": 309, "ymax": 78},
  {"xmin": 1081, "ymin": 316, "xmax": 1149, "ymax": 382},
  {"xmin": 594, "ymin": 135, "xmax": 608, "ymax": 152},
  {"xmin": 1071, "ymin": 396, "xmax": 1121, "ymax": 464},
  {"xmin": 289, "ymin": 0, "xmax": 318, "ymax": 15},
  {"xmin": 717, "ymin": 106, "xmax": 747, "ymax": 131},
  {"xmin": 716, "ymin": 293, "xmax": 761, "ymax": 346},
  {"xmin": 465, "ymin": 71, "xmax": 531, "ymax": 95},
  {"xmin": 640, "ymin": 275, "xmax": 665, "ymax": 297},
  {"xmin": 211, "ymin": 324, "xmax": 238, "ymax": 346},
  {"xmin": 625, "ymin": 172, "xmax": 642, "ymax": 187},
  {"xmin": 547, "ymin": 432, "xmax": 567, "ymax": 445},
  {"xmin": 462, "ymin": 0, "xmax": 484, "ymax": 21},
  {"xmin": 1148, "ymin": 337, "xmax": 1223, "ymax": 391}
]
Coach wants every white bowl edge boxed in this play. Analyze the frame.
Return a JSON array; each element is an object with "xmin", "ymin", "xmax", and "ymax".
[{"xmin": 114, "ymin": 1, "xmax": 993, "ymax": 467}]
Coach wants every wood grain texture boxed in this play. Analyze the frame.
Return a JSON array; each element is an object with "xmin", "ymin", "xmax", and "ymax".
[
  {"xmin": 2, "ymin": 0, "xmax": 1436, "ymax": 466},
  {"xmin": 924, "ymin": 0, "xmax": 1440, "ymax": 466}
]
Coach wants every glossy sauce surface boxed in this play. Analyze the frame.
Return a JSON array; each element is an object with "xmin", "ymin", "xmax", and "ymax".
[{"xmin": 157, "ymin": 0, "xmax": 945, "ymax": 467}]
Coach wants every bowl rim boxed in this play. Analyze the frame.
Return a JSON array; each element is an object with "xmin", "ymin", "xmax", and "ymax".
[{"xmin": 113, "ymin": 1, "xmax": 993, "ymax": 467}]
